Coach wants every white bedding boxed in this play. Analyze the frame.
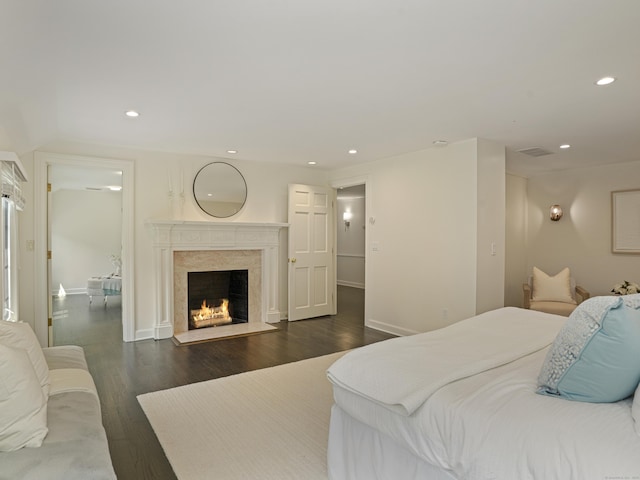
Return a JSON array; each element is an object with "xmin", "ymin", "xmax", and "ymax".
[
  {"xmin": 327, "ymin": 307, "xmax": 562, "ymax": 416},
  {"xmin": 327, "ymin": 307, "xmax": 640, "ymax": 479}
]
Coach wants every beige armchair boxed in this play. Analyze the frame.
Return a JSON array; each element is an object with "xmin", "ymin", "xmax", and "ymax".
[{"xmin": 523, "ymin": 267, "xmax": 590, "ymax": 316}]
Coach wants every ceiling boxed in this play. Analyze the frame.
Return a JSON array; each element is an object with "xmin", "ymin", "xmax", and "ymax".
[{"xmin": 1, "ymin": 1, "xmax": 639, "ymax": 177}]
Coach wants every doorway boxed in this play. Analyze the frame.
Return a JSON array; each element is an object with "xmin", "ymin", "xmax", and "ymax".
[
  {"xmin": 33, "ymin": 152, "xmax": 135, "ymax": 345},
  {"xmin": 336, "ymin": 184, "xmax": 366, "ymax": 290},
  {"xmin": 335, "ymin": 182, "xmax": 366, "ymax": 323},
  {"xmin": 49, "ymin": 164, "xmax": 123, "ymax": 344}
]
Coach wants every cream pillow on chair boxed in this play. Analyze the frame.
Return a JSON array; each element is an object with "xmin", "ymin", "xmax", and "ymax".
[{"xmin": 532, "ymin": 267, "xmax": 576, "ymax": 304}]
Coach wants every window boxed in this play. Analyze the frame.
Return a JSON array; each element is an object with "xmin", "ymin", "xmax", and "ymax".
[
  {"xmin": 2, "ymin": 196, "xmax": 17, "ymax": 320},
  {"xmin": 0, "ymin": 153, "xmax": 27, "ymax": 322}
]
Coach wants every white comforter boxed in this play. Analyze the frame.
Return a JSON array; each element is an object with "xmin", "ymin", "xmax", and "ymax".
[
  {"xmin": 327, "ymin": 307, "xmax": 562, "ymax": 416},
  {"xmin": 328, "ymin": 307, "xmax": 640, "ymax": 479}
]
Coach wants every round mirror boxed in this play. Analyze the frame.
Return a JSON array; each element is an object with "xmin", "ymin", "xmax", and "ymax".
[{"xmin": 193, "ymin": 162, "xmax": 247, "ymax": 218}]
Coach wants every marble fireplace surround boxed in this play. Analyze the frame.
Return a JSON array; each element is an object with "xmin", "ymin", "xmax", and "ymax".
[{"xmin": 147, "ymin": 220, "xmax": 288, "ymax": 340}]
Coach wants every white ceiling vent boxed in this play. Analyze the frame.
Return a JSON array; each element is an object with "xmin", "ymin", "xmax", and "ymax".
[{"xmin": 518, "ymin": 147, "xmax": 553, "ymax": 157}]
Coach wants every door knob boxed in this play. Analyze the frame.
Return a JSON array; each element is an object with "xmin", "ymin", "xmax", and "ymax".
[{"xmin": 290, "ymin": 258, "xmax": 297, "ymax": 263}]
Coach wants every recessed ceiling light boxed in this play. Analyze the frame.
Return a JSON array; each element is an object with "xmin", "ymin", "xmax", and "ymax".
[
  {"xmin": 308, "ymin": 161, "xmax": 317, "ymax": 165},
  {"xmin": 348, "ymin": 149, "xmax": 358, "ymax": 154},
  {"xmin": 560, "ymin": 144, "xmax": 571, "ymax": 149},
  {"xmin": 108, "ymin": 186, "xmax": 122, "ymax": 191},
  {"xmin": 227, "ymin": 150, "xmax": 237, "ymax": 154},
  {"xmin": 125, "ymin": 110, "xmax": 139, "ymax": 117},
  {"xmin": 595, "ymin": 76, "xmax": 616, "ymax": 86}
]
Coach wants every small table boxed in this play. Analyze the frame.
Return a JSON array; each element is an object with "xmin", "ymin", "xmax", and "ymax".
[{"xmin": 87, "ymin": 275, "xmax": 121, "ymax": 307}]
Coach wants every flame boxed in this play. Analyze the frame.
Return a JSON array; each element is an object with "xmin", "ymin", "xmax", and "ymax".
[{"xmin": 192, "ymin": 298, "xmax": 231, "ymax": 324}]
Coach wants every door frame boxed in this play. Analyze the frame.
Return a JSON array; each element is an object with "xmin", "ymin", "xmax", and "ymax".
[
  {"xmin": 33, "ymin": 151, "xmax": 135, "ymax": 345},
  {"xmin": 331, "ymin": 175, "xmax": 369, "ymax": 323}
]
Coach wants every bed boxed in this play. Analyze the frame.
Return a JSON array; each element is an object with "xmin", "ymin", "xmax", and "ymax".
[{"xmin": 326, "ymin": 303, "xmax": 640, "ymax": 480}]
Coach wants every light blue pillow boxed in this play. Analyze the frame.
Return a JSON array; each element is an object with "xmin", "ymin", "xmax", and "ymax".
[
  {"xmin": 623, "ymin": 293, "xmax": 640, "ymax": 310},
  {"xmin": 537, "ymin": 296, "xmax": 640, "ymax": 403},
  {"xmin": 633, "ymin": 383, "xmax": 640, "ymax": 436}
]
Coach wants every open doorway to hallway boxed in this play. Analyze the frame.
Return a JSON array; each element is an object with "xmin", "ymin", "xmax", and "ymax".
[{"xmin": 336, "ymin": 184, "xmax": 366, "ymax": 316}]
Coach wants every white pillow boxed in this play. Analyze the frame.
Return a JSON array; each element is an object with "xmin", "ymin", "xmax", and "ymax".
[
  {"xmin": 532, "ymin": 267, "xmax": 576, "ymax": 304},
  {"xmin": 634, "ymin": 381, "xmax": 640, "ymax": 436},
  {"xmin": 0, "ymin": 320, "xmax": 50, "ymax": 397},
  {"xmin": 0, "ymin": 343, "xmax": 48, "ymax": 451}
]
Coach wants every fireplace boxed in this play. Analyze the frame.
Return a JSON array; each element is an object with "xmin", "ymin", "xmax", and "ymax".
[
  {"xmin": 188, "ymin": 270, "xmax": 248, "ymax": 329},
  {"xmin": 173, "ymin": 249, "xmax": 261, "ymax": 335},
  {"xmin": 146, "ymin": 220, "xmax": 287, "ymax": 341}
]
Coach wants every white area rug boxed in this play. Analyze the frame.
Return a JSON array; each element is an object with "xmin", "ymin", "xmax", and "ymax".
[{"xmin": 137, "ymin": 351, "xmax": 347, "ymax": 480}]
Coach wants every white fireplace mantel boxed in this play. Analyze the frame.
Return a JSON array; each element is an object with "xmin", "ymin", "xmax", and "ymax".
[{"xmin": 146, "ymin": 220, "xmax": 288, "ymax": 339}]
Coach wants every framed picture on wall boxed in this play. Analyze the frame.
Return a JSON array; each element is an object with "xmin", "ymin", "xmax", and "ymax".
[{"xmin": 612, "ymin": 189, "xmax": 640, "ymax": 254}]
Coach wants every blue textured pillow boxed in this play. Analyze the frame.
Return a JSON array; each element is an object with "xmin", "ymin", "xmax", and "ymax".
[
  {"xmin": 634, "ymin": 383, "xmax": 640, "ymax": 436},
  {"xmin": 537, "ymin": 296, "xmax": 640, "ymax": 403},
  {"xmin": 623, "ymin": 293, "xmax": 640, "ymax": 310}
]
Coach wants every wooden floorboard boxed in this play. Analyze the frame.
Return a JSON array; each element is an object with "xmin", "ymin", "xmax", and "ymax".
[{"xmin": 53, "ymin": 286, "xmax": 395, "ymax": 480}]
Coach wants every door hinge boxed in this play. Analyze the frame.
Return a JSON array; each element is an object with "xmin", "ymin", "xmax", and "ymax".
[
  {"xmin": 47, "ymin": 183, "xmax": 51, "ymax": 193},
  {"xmin": 48, "ymin": 317, "xmax": 52, "ymax": 327},
  {"xmin": 47, "ymin": 250, "xmax": 52, "ymax": 260}
]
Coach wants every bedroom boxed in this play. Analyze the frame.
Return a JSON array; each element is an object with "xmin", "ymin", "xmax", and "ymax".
[
  {"xmin": 1, "ymin": 1, "xmax": 640, "ymax": 478},
  {"xmin": 0, "ymin": 1, "xmax": 636, "ymax": 341}
]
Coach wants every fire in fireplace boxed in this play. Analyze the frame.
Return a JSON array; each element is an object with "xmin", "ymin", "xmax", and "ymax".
[{"xmin": 187, "ymin": 270, "xmax": 248, "ymax": 330}]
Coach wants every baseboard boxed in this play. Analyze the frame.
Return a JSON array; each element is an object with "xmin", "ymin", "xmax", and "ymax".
[
  {"xmin": 52, "ymin": 288, "xmax": 86, "ymax": 296},
  {"xmin": 135, "ymin": 329, "xmax": 155, "ymax": 341},
  {"xmin": 366, "ymin": 318, "xmax": 418, "ymax": 337},
  {"xmin": 337, "ymin": 280, "xmax": 365, "ymax": 289}
]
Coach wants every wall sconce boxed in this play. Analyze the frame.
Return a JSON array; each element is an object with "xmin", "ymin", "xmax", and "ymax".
[
  {"xmin": 549, "ymin": 205, "xmax": 563, "ymax": 221},
  {"xmin": 343, "ymin": 211, "xmax": 352, "ymax": 229}
]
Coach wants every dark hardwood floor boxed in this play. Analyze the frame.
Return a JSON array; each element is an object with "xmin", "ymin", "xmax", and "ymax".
[{"xmin": 52, "ymin": 286, "xmax": 395, "ymax": 480}]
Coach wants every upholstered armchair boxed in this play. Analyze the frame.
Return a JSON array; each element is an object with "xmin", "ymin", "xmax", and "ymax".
[{"xmin": 523, "ymin": 267, "xmax": 590, "ymax": 316}]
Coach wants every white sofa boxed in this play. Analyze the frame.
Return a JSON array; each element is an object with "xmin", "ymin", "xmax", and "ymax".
[{"xmin": 0, "ymin": 321, "xmax": 116, "ymax": 480}]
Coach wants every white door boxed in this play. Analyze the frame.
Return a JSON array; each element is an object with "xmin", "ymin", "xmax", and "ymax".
[{"xmin": 288, "ymin": 184, "xmax": 336, "ymax": 321}]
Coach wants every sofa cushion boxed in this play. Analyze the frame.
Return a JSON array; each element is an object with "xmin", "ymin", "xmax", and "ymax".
[
  {"xmin": 532, "ymin": 267, "xmax": 576, "ymax": 304},
  {"xmin": 42, "ymin": 345, "xmax": 89, "ymax": 371},
  {"xmin": 0, "ymin": 343, "xmax": 49, "ymax": 452},
  {"xmin": 0, "ymin": 320, "xmax": 50, "ymax": 397},
  {"xmin": 537, "ymin": 296, "xmax": 640, "ymax": 403}
]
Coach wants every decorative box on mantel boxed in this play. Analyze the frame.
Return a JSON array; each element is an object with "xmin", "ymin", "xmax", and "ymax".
[{"xmin": 146, "ymin": 220, "xmax": 288, "ymax": 340}]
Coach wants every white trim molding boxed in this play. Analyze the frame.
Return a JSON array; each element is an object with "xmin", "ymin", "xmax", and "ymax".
[{"xmin": 34, "ymin": 151, "xmax": 135, "ymax": 345}]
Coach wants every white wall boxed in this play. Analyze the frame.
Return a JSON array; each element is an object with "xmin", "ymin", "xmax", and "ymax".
[
  {"xmin": 504, "ymin": 172, "xmax": 528, "ymax": 307},
  {"xmin": 51, "ymin": 189, "xmax": 122, "ymax": 294},
  {"xmin": 525, "ymin": 161, "xmax": 640, "ymax": 297},
  {"xmin": 330, "ymin": 138, "xmax": 506, "ymax": 336},
  {"xmin": 17, "ymin": 137, "xmax": 510, "ymax": 341},
  {"xmin": 475, "ymin": 139, "xmax": 506, "ymax": 313},
  {"xmin": 18, "ymin": 142, "xmax": 329, "ymax": 341},
  {"xmin": 336, "ymin": 195, "xmax": 365, "ymax": 288}
]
